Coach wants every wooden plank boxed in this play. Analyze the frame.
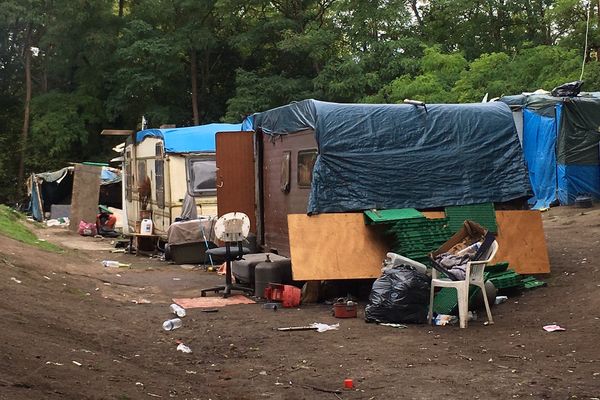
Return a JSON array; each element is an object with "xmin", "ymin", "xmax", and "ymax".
[
  {"xmin": 69, "ymin": 164, "xmax": 102, "ymax": 232},
  {"xmin": 288, "ymin": 213, "xmax": 389, "ymax": 280},
  {"xmin": 492, "ymin": 210, "xmax": 550, "ymax": 274},
  {"xmin": 422, "ymin": 211, "xmax": 445, "ymax": 219},
  {"xmin": 100, "ymin": 129, "xmax": 134, "ymax": 136}
]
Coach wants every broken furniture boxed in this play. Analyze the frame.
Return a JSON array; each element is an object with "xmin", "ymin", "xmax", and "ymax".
[
  {"xmin": 231, "ymin": 252, "xmax": 287, "ymax": 292},
  {"xmin": 200, "ymin": 212, "xmax": 253, "ymax": 298},
  {"xmin": 166, "ymin": 218, "xmax": 217, "ymax": 264},
  {"xmin": 428, "ymin": 240, "xmax": 499, "ymax": 329}
]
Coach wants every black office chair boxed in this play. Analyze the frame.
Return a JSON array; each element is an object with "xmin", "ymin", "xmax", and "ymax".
[{"xmin": 200, "ymin": 212, "xmax": 254, "ymax": 298}]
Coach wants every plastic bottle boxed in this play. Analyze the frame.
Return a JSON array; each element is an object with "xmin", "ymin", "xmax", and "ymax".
[
  {"xmin": 140, "ymin": 219, "xmax": 153, "ymax": 235},
  {"xmin": 169, "ymin": 303, "xmax": 186, "ymax": 318},
  {"xmin": 102, "ymin": 260, "xmax": 120, "ymax": 268},
  {"xmin": 162, "ymin": 318, "xmax": 183, "ymax": 331}
]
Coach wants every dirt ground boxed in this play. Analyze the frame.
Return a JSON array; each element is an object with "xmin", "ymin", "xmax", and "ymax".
[{"xmin": 0, "ymin": 207, "xmax": 599, "ymax": 400}]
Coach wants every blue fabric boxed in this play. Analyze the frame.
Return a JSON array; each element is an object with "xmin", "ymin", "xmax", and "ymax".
[
  {"xmin": 253, "ymin": 100, "xmax": 531, "ymax": 213},
  {"xmin": 522, "ymin": 108, "xmax": 558, "ymax": 209},
  {"xmin": 136, "ymin": 123, "xmax": 243, "ymax": 153},
  {"xmin": 557, "ymin": 164, "xmax": 600, "ymax": 204},
  {"xmin": 100, "ymin": 168, "xmax": 121, "ymax": 184},
  {"xmin": 30, "ymin": 184, "xmax": 43, "ymax": 222},
  {"xmin": 241, "ymin": 116, "xmax": 254, "ymax": 132}
]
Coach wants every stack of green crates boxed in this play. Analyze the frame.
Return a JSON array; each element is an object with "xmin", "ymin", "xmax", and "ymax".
[
  {"xmin": 445, "ymin": 202, "xmax": 497, "ymax": 233},
  {"xmin": 487, "ymin": 270, "xmax": 523, "ymax": 289},
  {"xmin": 387, "ymin": 218, "xmax": 452, "ymax": 265}
]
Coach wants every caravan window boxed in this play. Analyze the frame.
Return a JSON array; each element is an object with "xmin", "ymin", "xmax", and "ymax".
[
  {"xmin": 187, "ymin": 157, "xmax": 217, "ymax": 196},
  {"xmin": 155, "ymin": 143, "xmax": 165, "ymax": 208},
  {"xmin": 297, "ymin": 149, "xmax": 317, "ymax": 187}
]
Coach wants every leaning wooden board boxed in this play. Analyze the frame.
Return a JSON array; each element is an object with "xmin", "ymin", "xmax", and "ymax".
[
  {"xmin": 288, "ymin": 210, "xmax": 550, "ymax": 280},
  {"xmin": 491, "ymin": 210, "xmax": 550, "ymax": 274},
  {"xmin": 288, "ymin": 213, "xmax": 389, "ymax": 280}
]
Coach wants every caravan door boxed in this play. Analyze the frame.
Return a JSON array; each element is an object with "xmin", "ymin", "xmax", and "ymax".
[{"xmin": 215, "ymin": 131, "xmax": 257, "ymax": 234}]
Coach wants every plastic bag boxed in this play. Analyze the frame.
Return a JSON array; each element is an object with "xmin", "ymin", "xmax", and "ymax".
[
  {"xmin": 365, "ymin": 265, "xmax": 430, "ymax": 324},
  {"xmin": 551, "ymin": 80, "xmax": 584, "ymax": 97},
  {"xmin": 78, "ymin": 220, "xmax": 97, "ymax": 236}
]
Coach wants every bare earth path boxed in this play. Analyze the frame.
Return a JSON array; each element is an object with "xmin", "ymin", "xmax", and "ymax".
[{"xmin": 0, "ymin": 207, "xmax": 599, "ymax": 399}]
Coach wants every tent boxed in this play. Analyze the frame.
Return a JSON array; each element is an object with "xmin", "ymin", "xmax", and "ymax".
[
  {"xmin": 500, "ymin": 93, "xmax": 600, "ymax": 209},
  {"xmin": 252, "ymin": 99, "xmax": 531, "ymax": 214},
  {"xmin": 28, "ymin": 165, "xmax": 122, "ymax": 221}
]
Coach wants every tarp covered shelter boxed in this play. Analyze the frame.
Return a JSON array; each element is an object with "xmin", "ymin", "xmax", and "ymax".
[
  {"xmin": 136, "ymin": 123, "xmax": 243, "ymax": 153},
  {"xmin": 29, "ymin": 166, "xmax": 122, "ymax": 221},
  {"xmin": 500, "ymin": 93, "xmax": 600, "ymax": 209},
  {"xmin": 252, "ymin": 99, "xmax": 531, "ymax": 214}
]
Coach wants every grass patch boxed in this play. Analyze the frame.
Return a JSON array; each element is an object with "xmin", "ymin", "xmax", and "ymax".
[{"xmin": 0, "ymin": 205, "xmax": 62, "ymax": 252}]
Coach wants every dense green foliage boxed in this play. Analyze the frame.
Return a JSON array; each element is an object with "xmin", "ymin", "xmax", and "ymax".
[{"xmin": 1, "ymin": 0, "xmax": 599, "ymax": 203}]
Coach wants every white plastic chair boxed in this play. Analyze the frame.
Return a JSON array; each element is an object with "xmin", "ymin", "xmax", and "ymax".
[{"xmin": 428, "ymin": 240, "xmax": 499, "ymax": 328}]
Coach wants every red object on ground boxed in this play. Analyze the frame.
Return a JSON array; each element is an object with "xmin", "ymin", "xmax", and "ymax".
[
  {"xmin": 264, "ymin": 283, "xmax": 301, "ymax": 307},
  {"xmin": 344, "ymin": 379, "xmax": 354, "ymax": 389},
  {"xmin": 333, "ymin": 301, "xmax": 357, "ymax": 318}
]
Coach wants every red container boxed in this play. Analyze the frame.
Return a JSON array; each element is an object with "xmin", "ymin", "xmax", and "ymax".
[
  {"xmin": 344, "ymin": 378, "xmax": 354, "ymax": 389},
  {"xmin": 332, "ymin": 301, "xmax": 357, "ymax": 318},
  {"xmin": 264, "ymin": 283, "xmax": 301, "ymax": 308}
]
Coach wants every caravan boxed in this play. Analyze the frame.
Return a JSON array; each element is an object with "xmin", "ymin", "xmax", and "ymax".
[{"xmin": 122, "ymin": 123, "xmax": 244, "ymax": 237}]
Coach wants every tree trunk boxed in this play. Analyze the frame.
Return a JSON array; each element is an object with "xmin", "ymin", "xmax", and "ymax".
[
  {"xmin": 17, "ymin": 27, "xmax": 33, "ymax": 200},
  {"xmin": 118, "ymin": 0, "xmax": 125, "ymax": 17},
  {"xmin": 190, "ymin": 48, "xmax": 199, "ymax": 125},
  {"xmin": 408, "ymin": 0, "xmax": 424, "ymax": 32}
]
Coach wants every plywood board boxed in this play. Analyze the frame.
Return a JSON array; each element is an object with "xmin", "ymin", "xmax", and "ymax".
[
  {"xmin": 69, "ymin": 164, "xmax": 101, "ymax": 232},
  {"xmin": 288, "ymin": 213, "xmax": 389, "ymax": 280},
  {"xmin": 422, "ymin": 211, "xmax": 445, "ymax": 219},
  {"xmin": 492, "ymin": 210, "xmax": 550, "ymax": 274}
]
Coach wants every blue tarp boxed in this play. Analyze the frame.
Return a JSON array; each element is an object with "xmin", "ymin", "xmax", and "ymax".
[
  {"xmin": 253, "ymin": 100, "xmax": 531, "ymax": 214},
  {"xmin": 557, "ymin": 164, "xmax": 600, "ymax": 204},
  {"xmin": 501, "ymin": 93, "xmax": 600, "ymax": 205},
  {"xmin": 100, "ymin": 168, "xmax": 121, "ymax": 185},
  {"xmin": 522, "ymin": 108, "xmax": 558, "ymax": 209},
  {"xmin": 136, "ymin": 123, "xmax": 243, "ymax": 153}
]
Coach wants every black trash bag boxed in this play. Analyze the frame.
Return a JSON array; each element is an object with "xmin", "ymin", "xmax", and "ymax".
[
  {"xmin": 551, "ymin": 80, "xmax": 584, "ymax": 97},
  {"xmin": 365, "ymin": 265, "xmax": 430, "ymax": 324}
]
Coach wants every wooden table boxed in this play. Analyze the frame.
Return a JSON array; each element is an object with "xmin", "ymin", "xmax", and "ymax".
[{"xmin": 126, "ymin": 233, "xmax": 161, "ymax": 256}]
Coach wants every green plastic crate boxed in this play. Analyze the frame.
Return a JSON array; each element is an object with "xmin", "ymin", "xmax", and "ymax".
[
  {"xmin": 445, "ymin": 203, "xmax": 497, "ymax": 233},
  {"xmin": 364, "ymin": 208, "xmax": 425, "ymax": 225}
]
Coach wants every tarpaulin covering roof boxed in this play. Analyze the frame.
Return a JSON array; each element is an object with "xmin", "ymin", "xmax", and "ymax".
[
  {"xmin": 136, "ymin": 123, "xmax": 243, "ymax": 153},
  {"xmin": 34, "ymin": 166, "xmax": 121, "ymax": 185},
  {"xmin": 499, "ymin": 93, "xmax": 600, "ymax": 207},
  {"xmin": 253, "ymin": 99, "xmax": 531, "ymax": 214}
]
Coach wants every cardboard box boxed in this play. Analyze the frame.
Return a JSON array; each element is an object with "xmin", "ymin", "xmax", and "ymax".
[{"xmin": 430, "ymin": 220, "xmax": 487, "ymax": 258}]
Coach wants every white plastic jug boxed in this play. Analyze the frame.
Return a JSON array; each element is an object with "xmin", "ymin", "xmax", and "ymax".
[{"xmin": 140, "ymin": 218, "xmax": 153, "ymax": 235}]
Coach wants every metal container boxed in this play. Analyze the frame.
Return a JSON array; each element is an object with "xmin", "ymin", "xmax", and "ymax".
[
  {"xmin": 332, "ymin": 301, "xmax": 357, "ymax": 318},
  {"xmin": 254, "ymin": 259, "xmax": 292, "ymax": 298}
]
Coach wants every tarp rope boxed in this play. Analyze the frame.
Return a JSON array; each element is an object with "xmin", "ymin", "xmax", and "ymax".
[{"xmin": 580, "ymin": 1, "xmax": 592, "ymax": 81}]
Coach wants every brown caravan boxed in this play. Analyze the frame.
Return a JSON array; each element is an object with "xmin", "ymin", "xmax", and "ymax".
[{"xmin": 215, "ymin": 129, "xmax": 316, "ymax": 257}]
